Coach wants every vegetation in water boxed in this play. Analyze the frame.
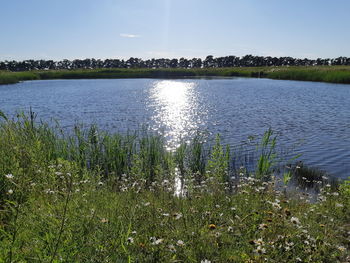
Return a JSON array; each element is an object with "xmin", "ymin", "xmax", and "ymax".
[{"xmin": 0, "ymin": 113, "xmax": 349, "ymax": 262}]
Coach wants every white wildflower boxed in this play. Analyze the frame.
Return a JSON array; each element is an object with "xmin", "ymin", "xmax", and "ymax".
[
  {"xmin": 126, "ymin": 237, "xmax": 134, "ymax": 244},
  {"xmin": 254, "ymin": 245, "xmax": 266, "ymax": 254},
  {"xmin": 5, "ymin": 174, "xmax": 14, "ymax": 179},
  {"xmin": 337, "ymin": 245, "xmax": 346, "ymax": 252},
  {"xmin": 291, "ymin": 217, "xmax": 301, "ymax": 225},
  {"xmin": 176, "ymin": 240, "xmax": 185, "ymax": 246},
  {"xmin": 173, "ymin": 212, "xmax": 183, "ymax": 220},
  {"xmin": 151, "ymin": 238, "xmax": 163, "ymax": 245},
  {"xmin": 168, "ymin": 244, "xmax": 176, "ymax": 252}
]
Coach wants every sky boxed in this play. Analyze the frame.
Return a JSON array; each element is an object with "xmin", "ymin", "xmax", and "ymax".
[{"xmin": 1, "ymin": 0, "xmax": 350, "ymax": 61}]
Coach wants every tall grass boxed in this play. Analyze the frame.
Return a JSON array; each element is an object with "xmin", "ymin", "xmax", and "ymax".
[{"xmin": 0, "ymin": 114, "xmax": 349, "ymax": 262}]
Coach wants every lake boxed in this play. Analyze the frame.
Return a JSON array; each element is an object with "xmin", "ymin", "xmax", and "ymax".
[{"xmin": 0, "ymin": 78, "xmax": 349, "ymax": 179}]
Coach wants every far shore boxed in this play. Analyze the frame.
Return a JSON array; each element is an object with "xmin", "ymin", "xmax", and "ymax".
[{"xmin": 2, "ymin": 66, "xmax": 350, "ymax": 85}]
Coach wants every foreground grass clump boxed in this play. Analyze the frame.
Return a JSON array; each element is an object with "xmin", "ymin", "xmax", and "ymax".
[{"xmin": 0, "ymin": 114, "xmax": 349, "ymax": 262}]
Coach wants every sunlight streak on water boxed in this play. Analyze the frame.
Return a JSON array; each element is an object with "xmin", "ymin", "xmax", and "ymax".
[{"xmin": 149, "ymin": 80, "xmax": 201, "ymax": 150}]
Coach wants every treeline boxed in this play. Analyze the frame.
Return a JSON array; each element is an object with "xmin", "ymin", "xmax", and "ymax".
[{"xmin": 2, "ymin": 55, "xmax": 350, "ymax": 72}]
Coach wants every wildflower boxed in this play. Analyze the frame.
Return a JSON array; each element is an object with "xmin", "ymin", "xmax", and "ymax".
[
  {"xmin": 98, "ymin": 181, "xmax": 104, "ymax": 186},
  {"xmin": 227, "ymin": 226, "xmax": 234, "ymax": 233},
  {"xmin": 214, "ymin": 232, "xmax": 221, "ymax": 238},
  {"xmin": 286, "ymin": 241, "xmax": 294, "ymax": 247},
  {"xmin": 255, "ymin": 238, "xmax": 264, "ymax": 245},
  {"xmin": 254, "ymin": 245, "xmax": 266, "ymax": 254},
  {"xmin": 151, "ymin": 238, "xmax": 163, "ymax": 245},
  {"xmin": 337, "ymin": 246, "xmax": 346, "ymax": 252},
  {"xmin": 168, "ymin": 244, "xmax": 176, "ymax": 252},
  {"xmin": 127, "ymin": 237, "xmax": 134, "ymax": 244},
  {"xmin": 208, "ymin": 224, "xmax": 216, "ymax": 230},
  {"xmin": 173, "ymin": 212, "xmax": 183, "ymax": 220},
  {"xmin": 100, "ymin": 218, "xmax": 109, "ymax": 223},
  {"xmin": 290, "ymin": 217, "xmax": 300, "ymax": 225},
  {"xmin": 259, "ymin": 224, "xmax": 268, "ymax": 230},
  {"xmin": 7, "ymin": 189, "xmax": 13, "ymax": 195},
  {"xmin": 139, "ymin": 242, "xmax": 145, "ymax": 248},
  {"xmin": 5, "ymin": 174, "xmax": 14, "ymax": 179},
  {"xmin": 319, "ymin": 224, "xmax": 325, "ymax": 228},
  {"xmin": 176, "ymin": 240, "xmax": 185, "ymax": 246},
  {"xmin": 271, "ymin": 202, "xmax": 281, "ymax": 209},
  {"xmin": 284, "ymin": 208, "xmax": 291, "ymax": 217},
  {"xmin": 161, "ymin": 180, "xmax": 169, "ymax": 186},
  {"xmin": 318, "ymin": 195, "xmax": 326, "ymax": 202}
]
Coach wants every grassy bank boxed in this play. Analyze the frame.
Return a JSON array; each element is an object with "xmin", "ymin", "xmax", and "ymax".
[
  {"xmin": 2, "ymin": 66, "xmax": 350, "ymax": 85},
  {"xmin": 0, "ymin": 113, "xmax": 349, "ymax": 262}
]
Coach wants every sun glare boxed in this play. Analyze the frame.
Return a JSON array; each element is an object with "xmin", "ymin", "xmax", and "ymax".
[{"xmin": 150, "ymin": 80, "xmax": 198, "ymax": 149}]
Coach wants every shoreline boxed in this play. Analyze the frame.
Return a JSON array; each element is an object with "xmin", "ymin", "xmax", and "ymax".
[{"xmin": 2, "ymin": 66, "xmax": 350, "ymax": 85}]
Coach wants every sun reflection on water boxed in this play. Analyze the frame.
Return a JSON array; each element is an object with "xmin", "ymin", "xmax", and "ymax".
[{"xmin": 149, "ymin": 80, "xmax": 200, "ymax": 150}]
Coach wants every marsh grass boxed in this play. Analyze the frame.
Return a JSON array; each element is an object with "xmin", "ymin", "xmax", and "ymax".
[
  {"xmin": 0, "ymin": 114, "xmax": 349, "ymax": 262},
  {"xmin": 2, "ymin": 66, "xmax": 350, "ymax": 85}
]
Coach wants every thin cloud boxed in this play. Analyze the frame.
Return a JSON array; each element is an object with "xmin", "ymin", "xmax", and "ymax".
[{"xmin": 120, "ymin": 33, "xmax": 140, "ymax": 38}]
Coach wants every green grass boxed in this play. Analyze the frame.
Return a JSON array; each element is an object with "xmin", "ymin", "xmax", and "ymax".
[
  {"xmin": 0, "ymin": 71, "xmax": 39, "ymax": 84},
  {"xmin": 2, "ymin": 66, "xmax": 350, "ymax": 85},
  {"xmin": 0, "ymin": 114, "xmax": 349, "ymax": 262}
]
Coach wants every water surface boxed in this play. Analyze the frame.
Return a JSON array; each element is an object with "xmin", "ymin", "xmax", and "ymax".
[{"xmin": 0, "ymin": 78, "xmax": 349, "ymax": 178}]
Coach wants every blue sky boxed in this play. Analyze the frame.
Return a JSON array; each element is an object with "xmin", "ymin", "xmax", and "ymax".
[{"xmin": 1, "ymin": 0, "xmax": 350, "ymax": 60}]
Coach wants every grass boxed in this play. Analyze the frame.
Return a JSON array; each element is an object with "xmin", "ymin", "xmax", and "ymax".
[
  {"xmin": 2, "ymin": 66, "xmax": 350, "ymax": 85},
  {"xmin": 0, "ymin": 113, "xmax": 349, "ymax": 262}
]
